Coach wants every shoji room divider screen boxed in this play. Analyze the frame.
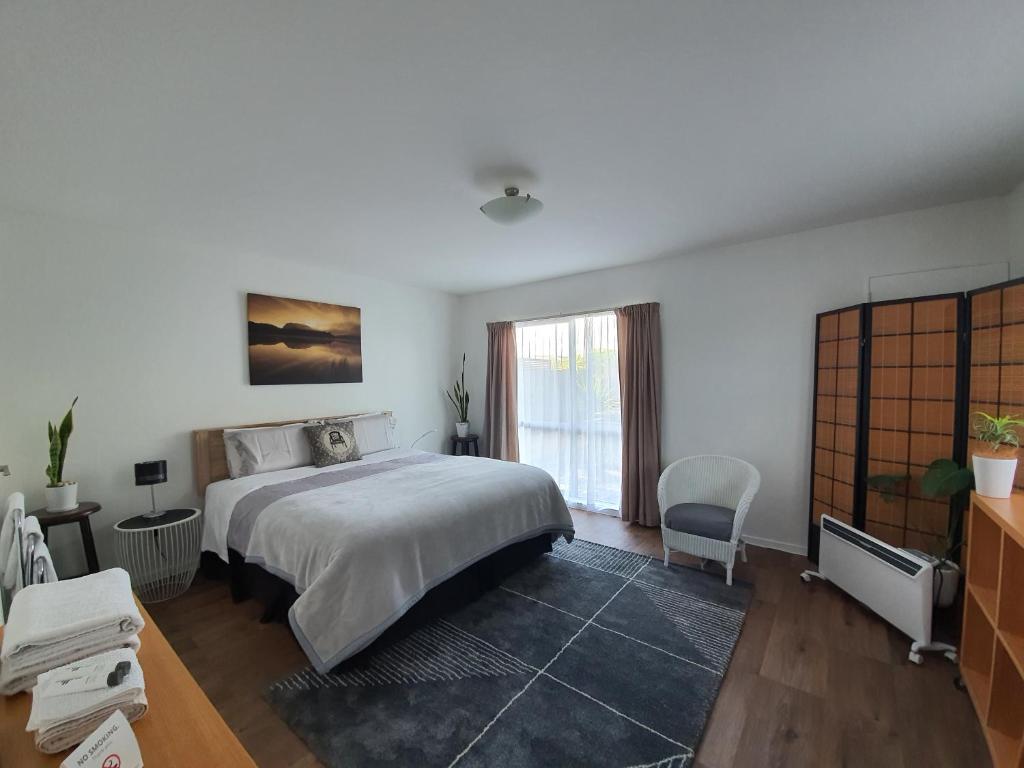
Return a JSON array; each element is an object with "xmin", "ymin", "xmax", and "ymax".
[
  {"xmin": 808, "ymin": 278, "xmax": 1024, "ymax": 561},
  {"xmin": 968, "ymin": 280, "xmax": 1024, "ymax": 492},
  {"xmin": 810, "ymin": 306, "xmax": 863, "ymax": 537},
  {"xmin": 864, "ymin": 294, "xmax": 964, "ymax": 555}
]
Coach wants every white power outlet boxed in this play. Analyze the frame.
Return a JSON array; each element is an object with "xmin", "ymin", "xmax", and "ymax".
[{"xmin": 0, "ymin": 465, "xmax": 9, "ymax": 477}]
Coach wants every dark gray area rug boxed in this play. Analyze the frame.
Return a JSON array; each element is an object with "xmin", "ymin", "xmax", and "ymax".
[{"xmin": 266, "ymin": 538, "xmax": 751, "ymax": 768}]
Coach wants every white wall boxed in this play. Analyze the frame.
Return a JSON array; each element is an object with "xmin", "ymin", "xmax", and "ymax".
[
  {"xmin": 456, "ymin": 196, "xmax": 1020, "ymax": 554},
  {"xmin": 0, "ymin": 210, "xmax": 456, "ymax": 574},
  {"xmin": 5, "ymin": 191, "xmax": 1023, "ymax": 572},
  {"xmin": 1010, "ymin": 182, "xmax": 1024, "ymax": 262}
]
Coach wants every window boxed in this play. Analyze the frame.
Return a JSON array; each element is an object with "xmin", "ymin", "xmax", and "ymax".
[{"xmin": 516, "ymin": 312, "xmax": 621, "ymax": 512}]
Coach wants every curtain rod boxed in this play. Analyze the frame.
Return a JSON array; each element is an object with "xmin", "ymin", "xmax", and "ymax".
[{"xmin": 503, "ymin": 306, "xmax": 621, "ymax": 325}]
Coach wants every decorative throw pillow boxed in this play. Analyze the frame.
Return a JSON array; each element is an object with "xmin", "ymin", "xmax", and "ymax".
[{"xmin": 303, "ymin": 421, "xmax": 361, "ymax": 468}]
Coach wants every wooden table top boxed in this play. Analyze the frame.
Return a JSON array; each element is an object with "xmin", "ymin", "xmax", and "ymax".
[
  {"xmin": 0, "ymin": 598, "xmax": 257, "ymax": 767},
  {"xmin": 29, "ymin": 501, "xmax": 102, "ymax": 526}
]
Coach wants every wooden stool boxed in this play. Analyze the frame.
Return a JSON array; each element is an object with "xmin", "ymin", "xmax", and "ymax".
[
  {"xmin": 33, "ymin": 501, "xmax": 102, "ymax": 575},
  {"xmin": 450, "ymin": 434, "xmax": 480, "ymax": 456}
]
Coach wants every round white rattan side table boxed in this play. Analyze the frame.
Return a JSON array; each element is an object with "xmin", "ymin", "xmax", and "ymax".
[{"xmin": 114, "ymin": 508, "xmax": 202, "ymax": 603}]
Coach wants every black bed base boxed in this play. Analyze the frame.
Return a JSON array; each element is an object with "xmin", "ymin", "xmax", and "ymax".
[{"xmin": 200, "ymin": 533, "xmax": 553, "ymax": 669}]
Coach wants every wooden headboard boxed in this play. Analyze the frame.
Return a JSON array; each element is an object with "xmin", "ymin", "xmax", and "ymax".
[{"xmin": 191, "ymin": 412, "xmax": 392, "ymax": 495}]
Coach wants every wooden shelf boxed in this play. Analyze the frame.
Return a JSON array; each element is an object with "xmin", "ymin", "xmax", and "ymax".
[
  {"xmin": 1002, "ymin": 631, "xmax": 1024, "ymax": 680},
  {"xmin": 988, "ymin": 642, "xmax": 1024, "ymax": 768},
  {"xmin": 986, "ymin": 726, "xmax": 1021, "ymax": 768},
  {"xmin": 963, "ymin": 493, "xmax": 1024, "ymax": 768},
  {"xmin": 962, "ymin": 665, "xmax": 992, "ymax": 721},
  {"xmin": 971, "ymin": 582, "xmax": 1000, "ymax": 624},
  {"xmin": 963, "ymin": 588, "xmax": 996, "ymax": 720}
]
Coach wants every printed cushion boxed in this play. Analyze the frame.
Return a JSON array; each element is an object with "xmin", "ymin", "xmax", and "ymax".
[{"xmin": 304, "ymin": 421, "xmax": 361, "ymax": 468}]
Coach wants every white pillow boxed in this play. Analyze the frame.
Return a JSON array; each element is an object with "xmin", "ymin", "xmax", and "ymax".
[
  {"xmin": 223, "ymin": 423, "xmax": 312, "ymax": 479},
  {"xmin": 351, "ymin": 412, "xmax": 398, "ymax": 454},
  {"xmin": 316, "ymin": 412, "xmax": 397, "ymax": 455}
]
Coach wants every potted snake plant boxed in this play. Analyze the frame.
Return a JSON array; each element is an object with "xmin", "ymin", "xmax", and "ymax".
[
  {"xmin": 446, "ymin": 354, "xmax": 470, "ymax": 438},
  {"xmin": 972, "ymin": 412, "xmax": 1024, "ymax": 498},
  {"xmin": 44, "ymin": 397, "xmax": 79, "ymax": 512}
]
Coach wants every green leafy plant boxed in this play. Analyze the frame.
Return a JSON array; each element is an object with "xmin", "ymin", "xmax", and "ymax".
[
  {"xmin": 920, "ymin": 458, "xmax": 974, "ymax": 565},
  {"xmin": 446, "ymin": 354, "xmax": 469, "ymax": 422},
  {"xmin": 973, "ymin": 411, "xmax": 1024, "ymax": 456},
  {"xmin": 920, "ymin": 458, "xmax": 973, "ymax": 499},
  {"xmin": 866, "ymin": 473, "xmax": 908, "ymax": 502},
  {"xmin": 45, "ymin": 396, "xmax": 78, "ymax": 487}
]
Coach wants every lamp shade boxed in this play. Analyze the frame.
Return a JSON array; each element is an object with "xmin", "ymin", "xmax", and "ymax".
[
  {"xmin": 480, "ymin": 187, "xmax": 543, "ymax": 225},
  {"xmin": 135, "ymin": 460, "xmax": 167, "ymax": 486}
]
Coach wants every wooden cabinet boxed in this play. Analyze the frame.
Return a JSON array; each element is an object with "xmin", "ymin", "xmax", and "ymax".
[{"xmin": 962, "ymin": 492, "xmax": 1024, "ymax": 768}]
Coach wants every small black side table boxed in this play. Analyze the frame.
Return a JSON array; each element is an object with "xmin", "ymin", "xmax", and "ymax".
[
  {"xmin": 451, "ymin": 434, "xmax": 481, "ymax": 457},
  {"xmin": 32, "ymin": 501, "xmax": 102, "ymax": 574}
]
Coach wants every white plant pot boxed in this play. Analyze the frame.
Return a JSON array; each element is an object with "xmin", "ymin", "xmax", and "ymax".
[
  {"xmin": 906, "ymin": 549, "xmax": 962, "ymax": 608},
  {"xmin": 455, "ymin": 422, "xmax": 470, "ymax": 438},
  {"xmin": 45, "ymin": 482, "xmax": 78, "ymax": 512},
  {"xmin": 973, "ymin": 454, "xmax": 1018, "ymax": 498},
  {"xmin": 934, "ymin": 562, "xmax": 962, "ymax": 608}
]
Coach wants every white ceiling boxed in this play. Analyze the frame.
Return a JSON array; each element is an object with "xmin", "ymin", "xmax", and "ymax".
[{"xmin": 2, "ymin": 1, "xmax": 1023, "ymax": 294}]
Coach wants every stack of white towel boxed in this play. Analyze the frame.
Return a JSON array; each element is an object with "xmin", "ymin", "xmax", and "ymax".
[
  {"xmin": 0, "ymin": 568, "xmax": 144, "ymax": 695},
  {"xmin": 27, "ymin": 646, "xmax": 148, "ymax": 754}
]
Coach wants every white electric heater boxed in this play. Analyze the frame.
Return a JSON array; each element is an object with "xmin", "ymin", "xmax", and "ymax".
[{"xmin": 801, "ymin": 515, "xmax": 958, "ymax": 664}]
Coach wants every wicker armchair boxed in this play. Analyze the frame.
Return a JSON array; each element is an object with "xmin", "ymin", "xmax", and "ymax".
[{"xmin": 657, "ymin": 455, "xmax": 761, "ymax": 586}]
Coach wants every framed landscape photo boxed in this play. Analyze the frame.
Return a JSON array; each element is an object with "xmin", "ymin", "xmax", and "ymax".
[{"xmin": 247, "ymin": 293, "xmax": 363, "ymax": 385}]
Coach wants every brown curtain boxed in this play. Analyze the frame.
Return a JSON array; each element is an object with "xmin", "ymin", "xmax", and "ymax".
[
  {"xmin": 616, "ymin": 303, "xmax": 662, "ymax": 526},
  {"xmin": 484, "ymin": 321, "xmax": 520, "ymax": 461}
]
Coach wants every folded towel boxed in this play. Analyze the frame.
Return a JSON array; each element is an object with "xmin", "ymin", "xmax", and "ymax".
[
  {"xmin": 33, "ymin": 695, "xmax": 148, "ymax": 755},
  {"xmin": 0, "ymin": 495, "xmax": 26, "ymax": 595},
  {"xmin": 0, "ymin": 634, "xmax": 142, "ymax": 697},
  {"xmin": 0, "ymin": 493, "xmax": 23, "ymax": 576},
  {"xmin": 0, "ymin": 568, "xmax": 144, "ymax": 695},
  {"xmin": 1, "ymin": 528, "xmax": 21, "ymax": 596},
  {"xmin": 27, "ymin": 647, "xmax": 148, "ymax": 754},
  {"xmin": 21, "ymin": 517, "xmax": 44, "ymax": 585},
  {"xmin": 30, "ymin": 541, "xmax": 58, "ymax": 586}
]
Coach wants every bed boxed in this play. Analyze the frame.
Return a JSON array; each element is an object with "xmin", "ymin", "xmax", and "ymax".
[{"xmin": 193, "ymin": 414, "xmax": 575, "ymax": 673}]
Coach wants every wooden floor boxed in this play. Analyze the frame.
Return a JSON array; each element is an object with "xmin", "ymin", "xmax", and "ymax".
[{"xmin": 149, "ymin": 509, "xmax": 989, "ymax": 768}]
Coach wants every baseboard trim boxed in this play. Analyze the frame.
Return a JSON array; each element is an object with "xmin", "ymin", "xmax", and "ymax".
[{"xmin": 742, "ymin": 534, "xmax": 807, "ymax": 557}]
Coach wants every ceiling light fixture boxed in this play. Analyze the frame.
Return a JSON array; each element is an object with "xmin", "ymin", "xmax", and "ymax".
[{"xmin": 480, "ymin": 187, "xmax": 543, "ymax": 225}]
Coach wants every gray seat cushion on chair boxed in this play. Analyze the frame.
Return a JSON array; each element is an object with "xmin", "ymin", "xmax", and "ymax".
[{"xmin": 663, "ymin": 503, "xmax": 735, "ymax": 541}]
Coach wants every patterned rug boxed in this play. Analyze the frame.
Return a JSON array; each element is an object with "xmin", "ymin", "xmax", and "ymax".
[{"xmin": 266, "ymin": 538, "xmax": 751, "ymax": 767}]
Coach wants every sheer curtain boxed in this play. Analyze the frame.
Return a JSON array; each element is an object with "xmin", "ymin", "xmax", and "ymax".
[{"xmin": 516, "ymin": 312, "xmax": 621, "ymax": 512}]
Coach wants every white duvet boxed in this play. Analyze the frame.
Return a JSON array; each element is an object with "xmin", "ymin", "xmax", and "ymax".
[{"xmin": 203, "ymin": 449, "xmax": 574, "ymax": 672}]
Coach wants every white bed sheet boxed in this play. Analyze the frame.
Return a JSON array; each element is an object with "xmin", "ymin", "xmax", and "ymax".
[{"xmin": 202, "ymin": 447, "xmax": 418, "ymax": 562}]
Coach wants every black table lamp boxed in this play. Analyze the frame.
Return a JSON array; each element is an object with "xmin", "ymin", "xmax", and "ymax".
[{"xmin": 135, "ymin": 460, "xmax": 167, "ymax": 519}]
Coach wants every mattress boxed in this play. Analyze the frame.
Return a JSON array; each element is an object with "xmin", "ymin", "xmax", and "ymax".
[{"xmin": 201, "ymin": 448, "xmax": 574, "ymax": 671}]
